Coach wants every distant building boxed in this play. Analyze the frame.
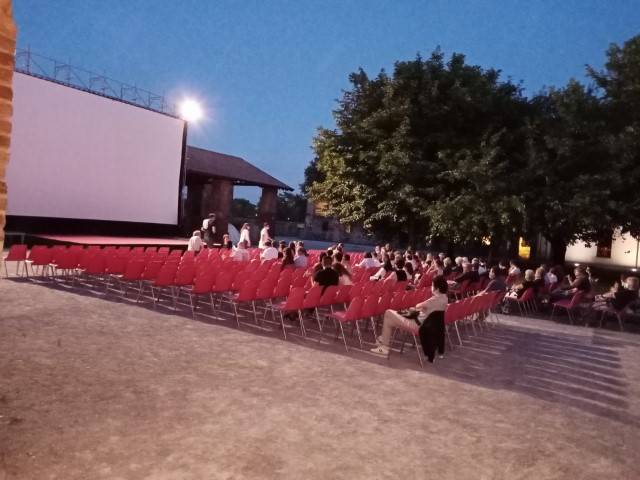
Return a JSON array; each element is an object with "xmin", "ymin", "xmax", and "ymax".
[{"xmin": 565, "ymin": 229, "xmax": 640, "ymax": 270}]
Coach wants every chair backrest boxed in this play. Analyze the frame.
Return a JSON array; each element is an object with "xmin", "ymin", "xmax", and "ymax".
[
  {"xmin": 141, "ymin": 260, "xmax": 164, "ymax": 281},
  {"xmin": 568, "ymin": 290, "xmax": 586, "ymax": 308},
  {"xmin": 5, "ymin": 244, "xmax": 28, "ymax": 261},
  {"xmin": 359, "ymin": 295, "xmax": 380, "ymax": 318},
  {"xmin": 343, "ymin": 296, "xmax": 364, "ymax": 321},
  {"xmin": 211, "ymin": 270, "xmax": 235, "ymax": 293},
  {"xmin": 302, "ymin": 285, "xmax": 323, "ymax": 309},
  {"xmin": 169, "ymin": 249, "xmax": 182, "ymax": 257},
  {"xmin": 85, "ymin": 253, "xmax": 106, "ymax": 275},
  {"xmin": 255, "ymin": 278, "xmax": 277, "ymax": 300},
  {"xmin": 121, "ymin": 259, "xmax": 146, "ymax": 281},
  {"xmin": 273, "ymin": 276, "xmax": 292, "ymax": 297},
  {"xmin": 318, "ymin": 285, "xmax": 339, "ymax": 307},
  {"xmin": 154, "ymin": 263, "xmax": 178, "ymax": 287},
  {"xmin": 132, "ymin": 246, "xmax": 145, "ymax": 254},
  {"xmin": 174, "ymin": 263, "xmax": 196, "ymax": 286},
  {"xmin": 145, "ymin": 246, "xmax": 158, "ymax": 253},
  {"xmin": 105, "ymin": 255, "xmax": 127, "ymax": 275},
  {"xmin": 282, "ymin": 287, "xmax": 306, "ymax": 311},
  {"xmin": 192, "ymin": 271, "xmax": 216, "ymax": 294},
  {"xmin": 349, "ymin": 282, "xmax": 365, "ymax": 300},
  {"xmin": 376, "ymin": 291, "xmax": 393, "ymax": 315},
  {"xmin": 236, "ymin": 279, "xmax": 260, "ymax": 302},
  {"xmin": 335, "ymin": 285, "xmax": 352, "ymax": 303},
  {"xmin": 519, "ymin": 287, "xmax": 535, "ymax": 302}
]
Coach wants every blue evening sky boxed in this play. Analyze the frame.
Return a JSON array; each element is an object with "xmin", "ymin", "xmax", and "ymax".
[{"xmin": 15, "ymin": 0, "xmax": 640, "ymax": 202}]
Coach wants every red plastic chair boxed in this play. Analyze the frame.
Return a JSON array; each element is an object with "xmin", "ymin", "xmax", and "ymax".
[
  {"xmin": 551, "ymin": 291, "xmax": 587, "ymax": 324},
  {"xmin": 231, "ymin": 279, "xmax": 261, "ymax": 326},
  {"xmin": 113, "ymin": 259, "xmax": 146, "ymax": 297},
  {"xmin": 150, "ymin": 263, "xmax": 179, "ymax": 306},
  {"xmin": 187, "ymin": 270, "xmax": 217, "ymax": 317},
  {"xmin": 3, "ymin": 244, "xmax": 28, "ymax": 277},
  {"xmin": 26, "ymin": 246, "xmax": 52, "ymax": 276},
  {"xmin": 275, "ymin": 287, "xmax": 306, "ymax": 339},
  {"xmin": 327, "ymin": 296, "xmax": 364, "ymax": 351}
]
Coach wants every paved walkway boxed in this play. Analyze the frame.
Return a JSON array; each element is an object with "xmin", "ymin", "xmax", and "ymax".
[{"xmin": 1, "ymin": 278, "xmax": 639, "ymax": 479}]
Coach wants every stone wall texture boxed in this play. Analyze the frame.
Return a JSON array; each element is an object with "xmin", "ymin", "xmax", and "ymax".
[{"xmin": 0, "ymin": 0, "xmax": 15, "ymax": 251}]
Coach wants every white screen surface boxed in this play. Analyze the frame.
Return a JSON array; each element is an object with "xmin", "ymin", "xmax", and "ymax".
[{"xmin": 7, "ymin": 72, "xmax": 185, "ymax": 225}]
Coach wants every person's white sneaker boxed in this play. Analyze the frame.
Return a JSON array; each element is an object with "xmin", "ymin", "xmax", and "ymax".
[{"xmin": 370, "ymin": 345, "xmax": 389, "ymax": 355}]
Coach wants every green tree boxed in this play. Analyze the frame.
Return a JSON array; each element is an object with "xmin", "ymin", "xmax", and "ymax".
[
  {"xmin": 231, "ymin": 198, "xmax": 257, "ymax": 219},
  {"xmin": 308, "ymin": 49, "xmax": 528, "ymax": 245},
  {"xmin": 276, "ymin": 192, "xmax": 307, "ymax": 222}
]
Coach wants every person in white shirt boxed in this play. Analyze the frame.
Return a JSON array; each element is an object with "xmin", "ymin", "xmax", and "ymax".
[
  {"xmin": 232, "ymin": 240, "xmax": 250, "ymax": 262},
  {"xmin": 358, "ymin": 251, "xmax": 381, "ymax": 269},
  {"xmin": 201, "ymin": 213, "xmax": 216, "ymax": 248},
  {"xmin": 187, "ymin": 230, "xmax": 203, "ymax": 252},
  {"xmin": 239, "ymin": 223, "xmax": 251, "ymax": 247},
  {"xmin": 371, "ymin": 275, "xmax": 449, "ymax": 358},
  {"xmin": 260, "ymin": 240, "xmax": 279, "ymax": 261},
  {"xmin": 258, "ymin": 223, "xmax": 271, "ymax": 249},
  {"xmin": 294, "ymin": 247, "xmax": 308, "ymax": 268}
]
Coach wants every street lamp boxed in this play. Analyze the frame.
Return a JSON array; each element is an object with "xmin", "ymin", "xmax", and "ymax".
[{"xmin": 178, "ymin": 98, "xmax": 203, "ymax": 123}]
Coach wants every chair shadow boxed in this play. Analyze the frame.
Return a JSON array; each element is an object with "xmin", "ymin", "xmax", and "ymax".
[{"xmin": 6, "ymin": 277, "xmax": 639, "ymax": 428}]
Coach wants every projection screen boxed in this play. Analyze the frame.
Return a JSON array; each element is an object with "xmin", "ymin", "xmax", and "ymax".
[{"xmin": 7, "ymin": 72, "xmax": 186, "ymax": 225}]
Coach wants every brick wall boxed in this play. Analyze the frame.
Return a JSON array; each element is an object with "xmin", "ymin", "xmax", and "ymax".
[{"xmin": 0, "ymin": 0, "xmax": 14, "ymax": 251}]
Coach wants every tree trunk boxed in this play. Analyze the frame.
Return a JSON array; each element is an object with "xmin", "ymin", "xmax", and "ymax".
[{"xmin": 549, "ymin": 237, "xmax": 567, "ymax": 265}]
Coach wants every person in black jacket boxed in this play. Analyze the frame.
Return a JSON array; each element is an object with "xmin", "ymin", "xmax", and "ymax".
[{"xmin": 313, "ymin": 255, "xmax": 339, "ymax": 293}]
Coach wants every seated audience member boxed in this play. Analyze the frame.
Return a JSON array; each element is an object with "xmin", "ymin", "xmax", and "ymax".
[
  {"xmin": 438, "ymin": 252, "xmax": 446, "ymax": 262},
  {"xmin": 452, "ymin": 257, "xmax": 464, "ymax": 274},
  {"xmin": 313, "ymin": 255, "xmax": 340, "ymax": 293},
  {"xmin": 404, "ymin": 261, "xmax": 415, "ymax": 283},
  {"xmin": 611, "ymin": 276, "xmax": 640, "ymax": 310},
  {"xmin": 498, "ymin": 260, "xmax": 509, "ymax": 278},
  {"xmin": 507, "ymin": 260, "xmax": 521, "ymax": 282},
  {"xmin": 288, "ymin": 241, "xmax": 297, "ymax": 253},
  {"xmin": 540, "ymin": 264, "xmax": 555, "ymax": 285},
  {"xmin": 232, "ymin": 240, "xmax": 250, "ymax": 262},
  {"xmin": 222, "ymin": 234, "xmax": 233, "ymax": 250},
  {"xmin": 370, "ymin": 256, "xmax": 393, "ymax": 281},
  {"xmin": 481, "ymin": 267, "xmax": 507, "ymax": 293},
  {"xmin": 358, "ymin": 251, "xmax": 381, "ymax": 269},
  {"xmin": 187, "ymin": 230, "xmax": 203, "ymax": 252},
  {"xmin": 551, "ymin": 267, "xmax": 591, "ymax": 301},
  {"xmin": 453, "ymin": 262, "xmax": 480, "ymax": 285},
  {"xmin": 515, "ymin": 269, "xmax": 536, "ymax": 298},
  {"xmin": 310, "ymin": 252, "xmax": 327, "ymax": 276},
  {"xmin": 383, "ymin": 258, "xmax": 408, "ymax": 284},
  {"xmin": 260, "ymin": 240, "xmax": 279, "ymax": 261},
  {"xmin": 442, "ymin": 257, "xmax": 454, "ymax": 277},
  {"xmin": 533, "ymin": 267, "xmax": 546, "ymax": 292},
  {"xmin": 281, "ymin": 247, "xmax": 296, "ymax": 269},
  {"xmin": 371, "ymin": 275, "xmax": 449, "ymax": 361},
  {"xmin": 429, "ymin": 258, "xmax": 444, "ymax": 276},
  {"xmin": 277, "ymin": 240, "xmax": 287, "ymax": 259},
  {"xmin": 333, "ymin": 252, "xmax": 353, "ymax": 285},
  {"xmin": 344, "ymin": 253, "xmax": 351, "ymax": 265},
  {"xmin": 294, "ymin": 247, "xmax": 308, "ymax": 268},
  {"xmin": 595, "ymin": 276, "xmax": 639, "ymax": 311}
]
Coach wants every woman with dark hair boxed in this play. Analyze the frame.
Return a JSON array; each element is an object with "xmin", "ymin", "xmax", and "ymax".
[
  {"xmin": 288, "ymin": 241, "xmax": 296, "ymax": 252},
  {"xmin": 333, "ymin": 252, "xmax": 353, "ymax": 285},
  {"xmin": 372, "ymin": 275, "xmax": 449, "ymax": 362},
  {"xmin": 281, "ymin": 247, "xmax": 295, "ymax": 269}
]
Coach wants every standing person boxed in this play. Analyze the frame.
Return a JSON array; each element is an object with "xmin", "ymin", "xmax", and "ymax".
[
  {"xmin": 201, "ymin": 213, "xmax": 216, "ymax": 248},
  {"xmin": 258, "ymin": 223, "xmax": 271, "ymax": 248},
  {"xmin": 239, "ymin": 223, "xmax": 251, "ymax": 247},
  {"xmin": 187, "ymin": 230, "xmax": 203, "ymax": 252}
]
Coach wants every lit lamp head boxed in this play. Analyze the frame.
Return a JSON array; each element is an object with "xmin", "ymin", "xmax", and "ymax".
[{"xmin": 179, "ymin": 98, "xmax": 203, "ymax": 123}]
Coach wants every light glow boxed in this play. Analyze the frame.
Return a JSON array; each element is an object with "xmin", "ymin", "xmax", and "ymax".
[{"xmin": 179, "ymin": 98, "xmax": 204, "ymax": 123}]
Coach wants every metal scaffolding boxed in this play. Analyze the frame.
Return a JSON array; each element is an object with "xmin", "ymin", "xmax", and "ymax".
[{"xmin": 15, "ymin": 47, "xmax": 176, "ymax": 116}]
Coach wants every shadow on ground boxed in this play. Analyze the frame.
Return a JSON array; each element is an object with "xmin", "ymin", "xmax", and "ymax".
[{"xmin": 5, "ymin": 276, "xmax": 639, "ymax": 429}]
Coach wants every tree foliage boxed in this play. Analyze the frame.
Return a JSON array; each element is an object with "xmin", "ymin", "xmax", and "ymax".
[{"xmin": 306, "ymin": 37, "xmax": 640, "ymax": 261}]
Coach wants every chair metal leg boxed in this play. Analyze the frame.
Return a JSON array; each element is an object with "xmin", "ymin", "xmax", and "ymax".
[
  {"xmin": 279, "ymin": 311, "xmax": 288, "ymax": 340},
  {"xmin": 338, "ymin": 322, "xmax": 348, "ymax": 351},
  {"xmin": 454, "ymin": 322, "xmax": 463, "ymax": 345},
  {"xmin": 354, "ymin": 321, "xmax": 364, "ymax": 349},
  {"xmin": 413, "ymin": 335, "xmax": 424, "ymax": 368}
]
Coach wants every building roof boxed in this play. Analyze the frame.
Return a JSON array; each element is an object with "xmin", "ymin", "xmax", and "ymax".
[{"xmin": 186, "ymin": 145, "xmax": 292, "ymax": 190}]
